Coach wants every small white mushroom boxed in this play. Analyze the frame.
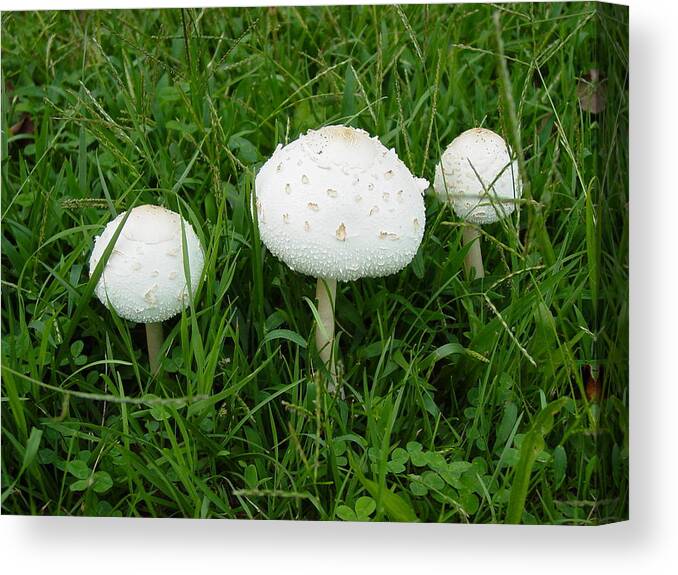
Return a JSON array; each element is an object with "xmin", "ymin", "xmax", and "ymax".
[
  {"xmin": 433, "ymin": 127, "xmax": 522, "ymax": 279},
  {"xmin": 254, "ymin": 124, "xmax": 428, "ymax": 390},
  {"xmin": 89, "ymin": 204, "xmax": 205, "ymax": 373}
]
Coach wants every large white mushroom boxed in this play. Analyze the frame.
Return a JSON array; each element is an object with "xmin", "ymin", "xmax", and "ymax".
[
  {"xmin": 255, "ymin": 125, "xmax": 428, "ymax": 385},
  {"xmin": 433, "ymin": 127, "xmax": 522, "ymax": 279},
  {"xmin": 89, "ymin": 204, "xmax": 205, "ymax": 374}
]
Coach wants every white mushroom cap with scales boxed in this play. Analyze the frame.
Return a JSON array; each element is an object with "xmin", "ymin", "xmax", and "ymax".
[
  {"xmin": 433, "ymin": 127, "xmax": 522, "ymax": 225},
  {"xmin": 254, "ymin": 125, "xmax": 429, "ymax": 281},
  {"xmin": 89, "ymin": 204, "xmax": 204, "ymax": 323}
]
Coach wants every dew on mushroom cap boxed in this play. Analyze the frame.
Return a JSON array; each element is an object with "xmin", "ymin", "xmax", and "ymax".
[
  {"xmin": 254, "ymin": 125, "xmax": 429, "ymax": 282},
  {"xmin": 89, "ymin": 204, "xmax": 205, "ymax": 324}
]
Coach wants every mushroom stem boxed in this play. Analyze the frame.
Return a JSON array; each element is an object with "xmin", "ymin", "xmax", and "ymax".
[
  {"xmin": 462, "ymin": 225, "xmax": 485, "ymax": 280},
  {"xmin": 145, "ymin": 322, "xmax": 163, "ymax": 375},
  {"xmin": 315, "ymin": 277, "xmax": 337, "ymax": 382}
]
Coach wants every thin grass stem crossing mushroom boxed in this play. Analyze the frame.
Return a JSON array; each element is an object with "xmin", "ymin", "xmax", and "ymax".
[
  {"xmin": 255, "ymin": 125, "xmax": 428, "ymax": 389},
  {"xmin": 89, "ymin": 204, "xmax": 205, "ymax": 374},
  {"xmin": 434, "ymin": 127, "xmax": 522, "ymax": 279}
]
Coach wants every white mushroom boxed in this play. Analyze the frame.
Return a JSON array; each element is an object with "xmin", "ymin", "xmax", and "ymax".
[
  {"xmin": 255, "ymin": 125, "xmax": 428, "ymax": 387},
  {"xmin": 433, "ymin": 127, "xmax": 522, "ymax": 279},
  {"xmin": 89, "ymin": 204, "xmax": 205, "ymax": 373}
]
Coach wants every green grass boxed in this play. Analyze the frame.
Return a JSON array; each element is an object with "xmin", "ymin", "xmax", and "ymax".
[{"xmin": 0, "ymin": 2, "xmax": 628, "ymax": 523}]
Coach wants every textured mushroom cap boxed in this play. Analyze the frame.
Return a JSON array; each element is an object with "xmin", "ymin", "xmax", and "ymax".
[
  {"xmin": 89, "ymin": 205, "xmax": 205, "ymax": 323},
  {"xmin": 255, "ymin": 125, "xmax": 429, "ymax": 281},
  {"xmin": 433, "ymin": 128, "xmax": 522, "ymax": 225}
]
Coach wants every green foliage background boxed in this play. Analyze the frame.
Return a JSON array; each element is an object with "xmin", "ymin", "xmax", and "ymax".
[{"xmin": 1, "ymin": 2, "xmax": 628, "ymax": 523}]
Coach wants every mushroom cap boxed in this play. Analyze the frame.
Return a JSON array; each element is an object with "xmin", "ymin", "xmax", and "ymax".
[
  {"xmin": 433, "ymin": 128, "xmax": 522, "ymax": 225},
  {"xmin": 254, "ymin": 125, "xmax": 429, "ymax": 281},
  {"xmin": 89, "ymin": 204, "xmax": 205, "ymax": 323}
]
